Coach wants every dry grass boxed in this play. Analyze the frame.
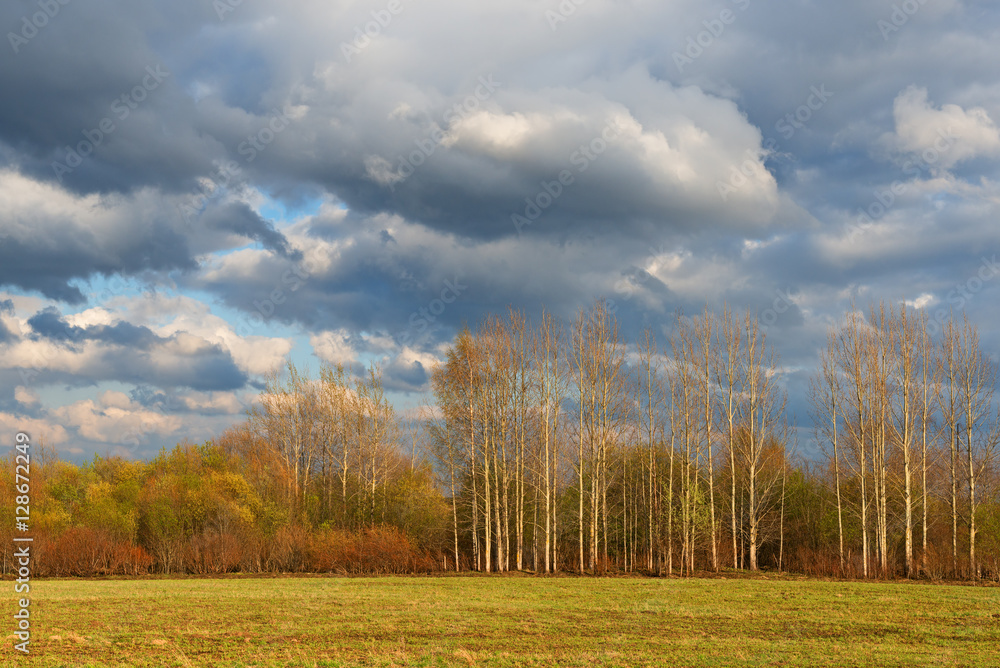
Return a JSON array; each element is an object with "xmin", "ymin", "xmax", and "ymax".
[{"xmin": 4, "ymin": 573, "xmax": 1000, "ymax": 666}]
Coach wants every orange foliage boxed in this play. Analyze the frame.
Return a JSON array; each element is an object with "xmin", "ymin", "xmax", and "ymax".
[{"xmin": 33, "ymin": 528, "xmax": 153, "ymax": 577}]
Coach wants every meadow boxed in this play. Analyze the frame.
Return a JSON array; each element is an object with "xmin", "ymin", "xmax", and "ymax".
[{"xmin": 4, "ymin": 574, "xmax": 1000, "ymax": 667}]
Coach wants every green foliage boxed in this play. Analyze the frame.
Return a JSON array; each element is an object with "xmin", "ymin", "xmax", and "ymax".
[
  {"xmin": 1, "ymin": 436, "xmax": 446, "ymax": 575},
  {"xmin": 382, "ymin": 464, "xmax": 450, "ymax": 549}
]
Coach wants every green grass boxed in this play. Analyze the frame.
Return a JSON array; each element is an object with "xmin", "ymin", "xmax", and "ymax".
[{"xmin": 4, "ymin": 573, "xmax": 1000, "ymax": 666}]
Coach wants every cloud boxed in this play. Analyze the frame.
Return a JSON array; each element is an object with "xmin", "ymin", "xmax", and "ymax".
[
  {"xmin": 3, "ymin": 304, "xmax": 250, "ymax": 392},
  {"xmin": 0, "ymin": 171, "xmax": 197, "ymax": 303},
  {"xmin": 888, "ymin": 86, "xmax": 1000, "ymax": 168},
  {"xmin": 1, "ymin": 0, "xmax": 1000, "ymax": 456},
  {"xmin": 117, "ymin": 294, "xmax": 294, "ymax": 377},
  {"xmin": 310, "ymin": 329, "xmax": 356, "ymax": 366},
  {"xmin": 52, "ymin": 393, "xmax": 184, "ymax": 446},
  {"xmin": 14, "ymin": 386, "xmax": 40, "ymax": 407},
  {"xmin": 200, "ymin": 201, "xmax": 300, "ymax": 259},
  {"xmin": 383, "ymin": 347, "xmax": 439, "ymax": 393},
  {"xmin": 0, "ymin": 412, "xmax": 70, "ymax": 449}
]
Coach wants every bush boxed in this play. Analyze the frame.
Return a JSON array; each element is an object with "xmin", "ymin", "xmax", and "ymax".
[{"xmin": 32, "ymin": 527, "xmax": 153, "ymax": 577}]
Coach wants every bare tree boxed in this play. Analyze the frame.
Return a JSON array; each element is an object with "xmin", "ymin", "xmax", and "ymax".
[
  {"xmin": 916, "ymin": 309, "xmax": 938, "ymax": 576},
  {"xmin": 954, "ymin": 317, "xmax": 999, "ymax": 579},
  {"xmin": 837, "ymin": 307, "xmax": 872, "ymax": 578},
  {"xmin": 532, "ymin": 311, "xmax": 564, "ymax": 573},
  {"xmin": 716, "ymin": 306, "xmax": 742, "ymax": 570},
  {"xmin": 737, "ymin": 314, "xmax": 786, "ymax": 570},
  {"xmin": 811, "ymin": 334, "xmax": 845, "ymax": 573},
  {"xmin": 638, "ymin": 329, "xmax": 663, "ymax": 572},
  {"xmin": 939, "ymin": 317, "xmax": 962, "ymax": 576},
  {"xmin": 888, "ymin": 303, "xmax": 919, "ymax": 577},
  {"xmin": 696, "ymin": 308, "xmax": 719, "ymax": 571}
]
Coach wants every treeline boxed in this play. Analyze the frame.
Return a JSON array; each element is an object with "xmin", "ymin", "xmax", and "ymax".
[
  {"xmin": 811, "ymin": 303, "xmax": 1000, "ymax": 579},
  {"xmin": 0, "ymin": 365, "xmax": 450, "ymax": 576},
  {"xmin": 2, "ymin": 300, "xmax": 998, "ymax": 580},
  {"xmin": 430, "ymin": 303, "xmax": 789, "ymax": 576},
  {"xmin": 427, "ymin": 301, "xmax": 999, "ymax": 580}
]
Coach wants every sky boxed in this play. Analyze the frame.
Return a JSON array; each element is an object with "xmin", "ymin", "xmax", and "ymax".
[{"xmin": 1, "ymin": 0, "xmax": 998, "ymax": 461}]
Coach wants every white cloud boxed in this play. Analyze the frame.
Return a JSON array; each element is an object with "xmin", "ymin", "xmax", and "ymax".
[
  {"xmin": 889, "ymin": 86, "xmax": 1000, "ymax": 168},
  {"xmin": 177, "ymin": 391, "xmax": 245, "ymax": 415},
  {"xmin": 53, "ymin": 397, "xmax": 183, "ymax": 445},
  {"xmin": 116, "ymin": 294, "xmax": 293, "ymax": 377},
  {"xmin": 0, "ymin": 414, "xmax": 70, "ymax": 449},
  {"xmin": 14, "ymin": 386, "xmax": 39, "ymax": 406},
  {"xmin": 311, "ymin": 329, "xmax": 356, "ymax": 365},
  {"xmin": 906, "ymin": 293, "xmax": 936, "ymax": 309}
]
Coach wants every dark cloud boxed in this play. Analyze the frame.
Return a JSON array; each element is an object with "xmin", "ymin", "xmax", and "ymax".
[
  {"xmin": 1, "ymin": 0, "xmax": 999, "ymax": 455},
  {"xmin": 20, "ymin": 307, "xmax": 248, "ymax": 391},
  {"xmin": 0, "ymin": 298, "xmax": 15, "ymax": 343},
  {"xmin": 0, "ymin": 193, "xmax": 198, "ymax": 303},
  {"xmin": 201, "ymin": 202, "xmax": 299, "ymax": 259},
  {"xmin": 29, "ymin": 309, "xmax": 158, "ymax": 348},
  {"xmin": 384, "ymin": 355, "xmax": 429, "ymax": 393},
  {"xmin": 26, "ymin": 308, "xmax": 78, "ymax": 340}
]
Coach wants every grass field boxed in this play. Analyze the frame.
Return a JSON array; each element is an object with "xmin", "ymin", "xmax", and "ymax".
[{"xmin": 4, "ymin": 573, "xmax": 1000, "ymax": 667}]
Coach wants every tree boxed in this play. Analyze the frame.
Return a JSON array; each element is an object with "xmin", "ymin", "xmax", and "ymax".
[
  {"xmin": 940, "ymin": 317, "xmax": 963, "ymax": 576},
  {"xmin": 637, "ymin": 329, "xmax": 664, "ymax": 572},
  {"xmin": 533, "ymin": 311, "xmax": 565, "ymax": 573},
  {"xmin": 570, "ymin": 300, "xmax": 628, "ymax": 573},
  {"xmin": 810, "ymin": 333, "xmax": 844, "ymax": 573},
  {"xmin": 717, "ymin": 306, "xmax": 743, "ymax": 570},
  {"xmin": 737, "ymin": 314, "xmax": 786, "ymax": 570},
  {"xmin": 953, "ymin": 317, "xmax": 999, "ymax": 578}
]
